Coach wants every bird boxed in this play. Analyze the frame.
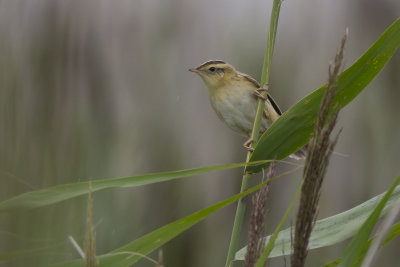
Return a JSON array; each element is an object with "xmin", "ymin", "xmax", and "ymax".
[{"xmin": 189, "ymin": 60, "xmax": 306, "ymax": 160}]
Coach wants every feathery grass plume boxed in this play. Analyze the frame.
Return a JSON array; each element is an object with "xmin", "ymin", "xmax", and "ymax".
[
  {"xmin": 84, "ymin": 182, "xmax": 98, "ymax": 267},
  {"xmin": 245, "ymin": 162, "xmax": 276, "ymax": 267},
  {"xmin": 291, "ymin": 29, "xmax": 348, "ymax": 267}
]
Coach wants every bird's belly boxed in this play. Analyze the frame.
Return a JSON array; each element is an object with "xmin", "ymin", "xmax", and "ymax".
[{"xmin": 210, "ymin": 89, "xmax": 270, "ymax": 136}]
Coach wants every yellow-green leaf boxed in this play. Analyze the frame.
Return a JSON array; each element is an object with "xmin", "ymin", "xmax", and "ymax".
[{"xmin": 247, "ymin": 18, "xmax": 400, "ymax": 173}]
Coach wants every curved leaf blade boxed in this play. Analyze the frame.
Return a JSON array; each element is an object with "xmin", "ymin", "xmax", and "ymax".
[
  {"xmin": 0, "ymin": 161, "xmax": 269, "ymax": 212},
  {"xmin": 46, "ymin": 169, "xmax": 297, "ymax": 267},
  {"xmin": 234, "ymin": 184, "xmax": 400, "ymax": 260},
  {"xmin": 323, "ymin": 221, "xmax": 400, "ymax": 267},
  {"xmin": 247, "ymin": 18, "xmax": 400, "ymax": 173},
  {"xmin": 338, "ymin": 176, "xmax": 400, "ymax": 267}
]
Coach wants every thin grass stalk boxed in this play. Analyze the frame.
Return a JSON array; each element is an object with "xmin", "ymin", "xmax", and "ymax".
[
  {"xmin": 84, "ymin": 182, "xmax": 98, "ymax": 267},
  {"xmin": 157, "ymin": 249, "xmax": 164, "ymax": 267},
  {"xmin": 225, "ymin": 1, "xmax": 282, "ymax": 266},
  {"xmin": 291, "ymin": 31, "xmax": 348, "ymax": 267}
]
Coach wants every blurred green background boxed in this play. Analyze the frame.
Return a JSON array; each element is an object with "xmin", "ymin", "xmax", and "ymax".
[{"xmin": 1, "ymin": 0, "xmax": 399, "ymax": 266}]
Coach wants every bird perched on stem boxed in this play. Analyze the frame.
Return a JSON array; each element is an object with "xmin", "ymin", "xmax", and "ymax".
[{"xmin": 189, "ymin": 60, "xmax": 305, "ymax": 159}]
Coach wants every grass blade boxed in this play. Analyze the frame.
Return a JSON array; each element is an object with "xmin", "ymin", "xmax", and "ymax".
[
  {"xmin": 323, "ymin": 221, "xmax": 400, "ymax": 267},
  {"xmin": 234, "ymin": 183, "xmax": 400, "ymax": 260},
  {"xmin": 0, "ymin": 160, "xmax": 271, "ymax": 212},
  {"xmin": 338, "ymin": 175, "xmax": 400, "ymax": 267},
  {"xmin": 46, "ymin": 168, "xmax": 300, "ymax": 267},
  {"xmin": 361, "ymin": 196, "xmax": 400, "ymax": 267}
]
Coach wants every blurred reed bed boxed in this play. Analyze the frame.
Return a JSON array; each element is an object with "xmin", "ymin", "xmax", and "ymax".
[{"xmin": 0, "ymin": 1, "xmax": 399, "ymax": 267}]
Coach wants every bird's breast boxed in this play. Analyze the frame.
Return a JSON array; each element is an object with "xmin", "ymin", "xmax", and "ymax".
[{"xmin": 208, "ymin": 85, "xmax": 269, "ymax": 136}]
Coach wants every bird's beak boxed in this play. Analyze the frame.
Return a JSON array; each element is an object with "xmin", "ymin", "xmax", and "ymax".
[{"xmin": 189, "ymin": 68, "xmax": 199, "ymax": 73}]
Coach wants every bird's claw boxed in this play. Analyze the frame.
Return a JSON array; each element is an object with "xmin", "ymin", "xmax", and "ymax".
[
  {"xmin": 253, "ymin": 89, "xmax": 267, "ymax": 101},
  {"xmin": 253, "ymin": 83, "xmax": 270, "ymax": 101},
  {"xmin": 243, "ymin": 138, "xmax": 254, "ymax": 151}
]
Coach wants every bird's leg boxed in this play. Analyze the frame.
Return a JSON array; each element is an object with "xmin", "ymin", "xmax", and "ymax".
[
  {"xmin": 243, "ymin": 137, "xmax": 254, "ymax": 152},
  {"xmin": 253, "ymin": 83, "xmax": 270, "ymax": 101}
]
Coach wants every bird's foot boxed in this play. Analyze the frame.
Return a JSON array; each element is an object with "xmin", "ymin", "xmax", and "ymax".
[
  {"xmin": 243, "ymin": 138, "xmax": 254, "ymax": 152},
  {"xmin": 253, "ymin": 83, "xmax": 270, "ymax": 101}
]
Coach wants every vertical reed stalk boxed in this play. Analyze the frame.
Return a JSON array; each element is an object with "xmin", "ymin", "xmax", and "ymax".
[
  {"xmin": 85, "ymin": 182, "xmax": 98, "ymax": 267},
  {"xmin": 225, "ymin": 1, "xmax": 282, "ymax": 266}
]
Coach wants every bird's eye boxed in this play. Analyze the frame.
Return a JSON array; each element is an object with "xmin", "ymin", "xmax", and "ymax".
[{"xmin": 209, "ymin": 67, "xmax": 216, "ymax": 72}]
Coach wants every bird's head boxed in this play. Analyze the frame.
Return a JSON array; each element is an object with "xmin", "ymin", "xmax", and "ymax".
[{"xmin": 189, "ymin": 60, "xmax": 237, "ymax": 89}]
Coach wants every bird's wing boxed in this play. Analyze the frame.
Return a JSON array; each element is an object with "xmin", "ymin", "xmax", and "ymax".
[
  {"xmin": 239, "ymin": 72, "xmax": 282, "ymax": 117},
  {"xmin": 239, "ymin": 72, "xmax": 260, "ymax": 88},
  {"xmin": 263, "ymin": 101, "xmax": 281, "ymax": 123},
  {"xmin": 267, "ymin": 94, "xmax": 282, "ymax": 115},
  {"xmin": 239, "ymin": 72, "xmax": 283, "ymax": 119}
]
